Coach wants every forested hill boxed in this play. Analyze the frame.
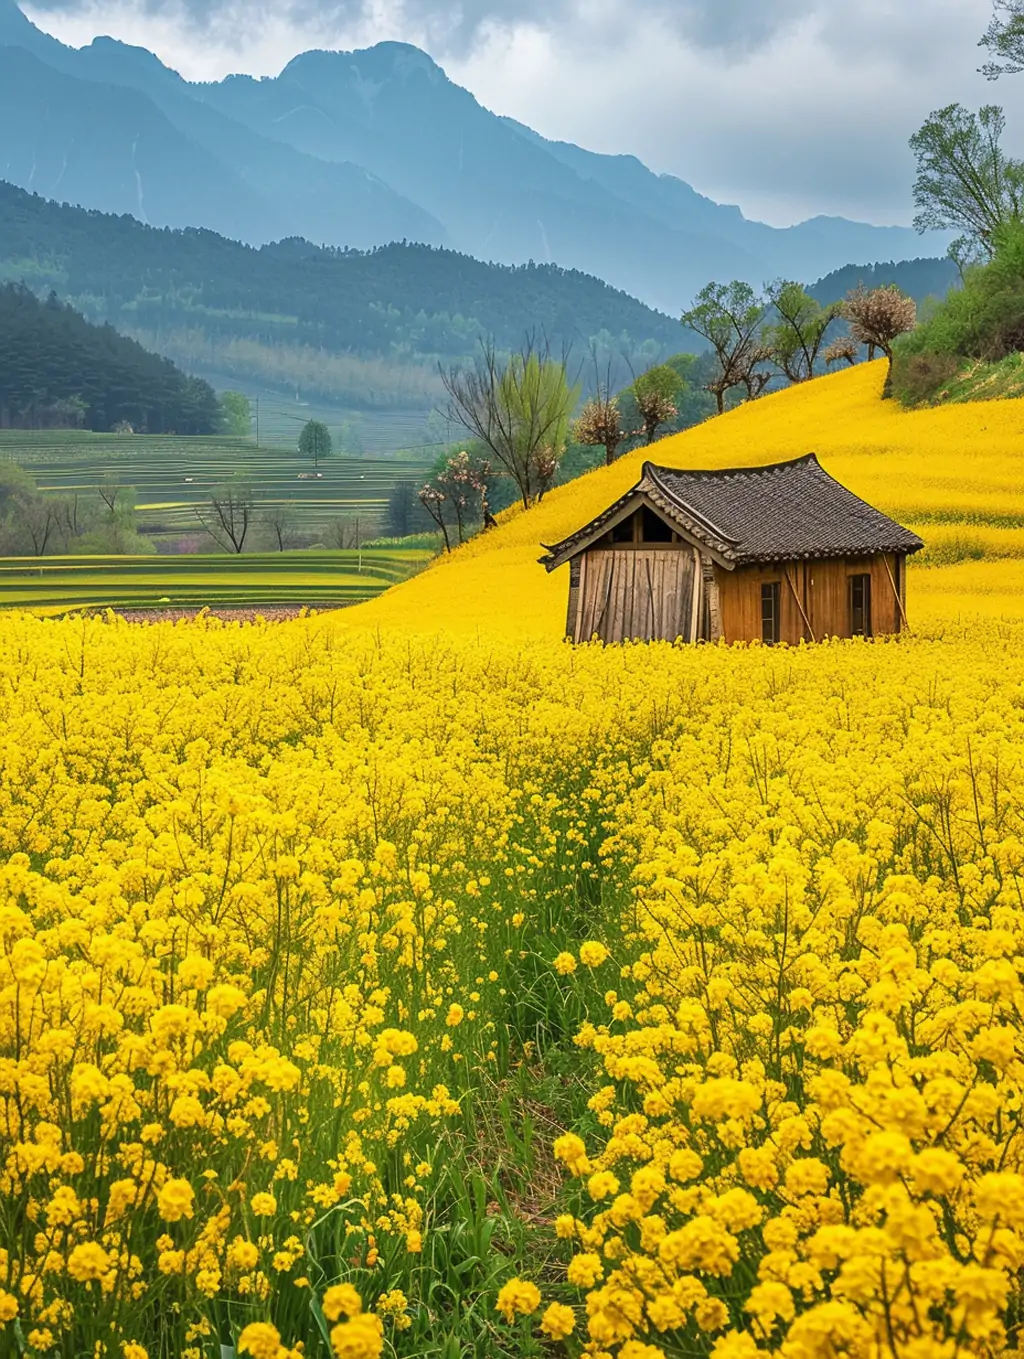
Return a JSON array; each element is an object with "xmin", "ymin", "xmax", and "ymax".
[
  {"xmin": 808, "ymin": 257, "xmax": 960, "ymax": 306},
  {"xmin": 0, "ymin": 284, "xmax": 220, "ymax": 432},
  {"xmin": 0, "ymin": 182, "xmax": 683, "ymax": 361}
]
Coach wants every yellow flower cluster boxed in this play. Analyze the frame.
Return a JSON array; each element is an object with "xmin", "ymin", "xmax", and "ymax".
[
  {"xmin": 8, "ymin": 349, "xmax": 1024, "ymax": 1355},
  {"xmin": 0, "ymin": 610, "xmax": 648, "ymax": 1352},
  {"xmin": 550, "ymin": 623, "xmax": 1024, "ymax": 1357}
]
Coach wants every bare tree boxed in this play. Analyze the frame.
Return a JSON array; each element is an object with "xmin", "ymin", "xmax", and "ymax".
[
  {"xmin": 980, "ymin": 1, "xmax": 1024, "ymax": 78},
  {"xmin": 96, "ymin": 476, "xmax": 125, "ymax": 517},
  {"xmin": 842, "ymin": 287, "xmax": 918, "ymax": 380},
  {"xmin": 262, "ymin": 504, "xmax": 298, "ymax": 552},
  {"xmin": 572, "ymin": 351, "xmax": 627, "ymax": 465},
  {"xmin": 325, "ymin": 516, "xmax": 361, "ymax": 551},
  {"xmin": 681, "ymin": 282, "xmax": 770, "ymax": 413},
  {"xmin": 418, "ymin": 484, "xmax": 452, "ymax": 553},
  {"xmin": 740, "ymin": 347, "xmax": 775, "ymax": 401},
  {"xmin": 197, "ymin": 481, "xmax": 255, "ymax": 554},
  {"xmin": 53, "ymin": 495, "xmax": 91, "ymax": 551},
  {"xmin": 440, "ymin": 337, "xmax": 579, "ymax": 510},
  {"xmin": 21, "ymin": 498, "xmax": 58, "ymax": 556}
]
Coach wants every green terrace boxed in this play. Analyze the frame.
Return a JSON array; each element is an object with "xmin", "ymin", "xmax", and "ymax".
[
  {"xmin": 0, "ymin": 431, "xmax": 433, "ymax": 541},
  {"xmin": 0, "ymin": 550, "xmax": 432, "ymax": 612}
]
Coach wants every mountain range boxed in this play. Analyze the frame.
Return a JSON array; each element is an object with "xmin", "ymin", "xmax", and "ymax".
[{"xmin": 0, "ymin": 0, "xmax": 948, "ymax": 314}]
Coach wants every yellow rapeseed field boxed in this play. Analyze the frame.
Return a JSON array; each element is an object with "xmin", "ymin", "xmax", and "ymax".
[
  {"xmin": 349, "ymin": 360, "xmax": 1024, "ymax": 637},
  {"xmin": 5, "ymin": 364, "xmax": 1024, "ymax": 1358}
]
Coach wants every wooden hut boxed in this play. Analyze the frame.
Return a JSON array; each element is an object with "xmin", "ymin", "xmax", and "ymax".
[{"xmin": 540, "ymin": 454, "xmax": 924, "ymax": 645}]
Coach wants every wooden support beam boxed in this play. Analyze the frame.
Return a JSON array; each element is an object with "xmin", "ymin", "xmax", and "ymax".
[
  {"xmin": 884, "ymin": 555, "xmax": 910, "ymax": 633},
  {"xmin": 689, "ymin": 547, "xmax": 702, "ymax": 642},
  {"xmin": 784, "ymin": 565, "xmax": 816, "ymax": 643},
  {"xmin": 702, "ymin": 556, "xmax": 723, "ymax": 641}
]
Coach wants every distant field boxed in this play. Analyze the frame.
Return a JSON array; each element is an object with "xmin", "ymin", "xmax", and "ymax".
[
  {"xmin": 0, "ymin": 549, "xmax": 431, "ymax": 612},
  {"xmin": 183, "ymin": 373, "xmax": 442, "ymax": 454},
  {"xmin": 0, "ymin": 431, "xmax": 434, "ymax": 543}
]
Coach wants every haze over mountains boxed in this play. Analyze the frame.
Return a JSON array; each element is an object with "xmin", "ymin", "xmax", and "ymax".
[{"xmin": 0, "ymin": 0, "xmax": 947, "ymax": 313}]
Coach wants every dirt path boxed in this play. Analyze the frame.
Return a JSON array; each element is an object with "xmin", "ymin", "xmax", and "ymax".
[{"xmin": 108, "ymin": 605, "xmax": 339, "ymax": 624}]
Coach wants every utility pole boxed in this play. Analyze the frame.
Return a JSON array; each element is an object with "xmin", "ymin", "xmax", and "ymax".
[{"xmin": 255, "ymin": 396, "xmax": 260, "ymax": 448}]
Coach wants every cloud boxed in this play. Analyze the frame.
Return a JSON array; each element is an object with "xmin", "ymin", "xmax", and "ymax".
[
  {"xmin": 25, "ymin": 0, "xmax": 809, "ymax": 54},
  {"xmin": 21, "ymin": 0, "xmax": 1024, "ymax": 226}
]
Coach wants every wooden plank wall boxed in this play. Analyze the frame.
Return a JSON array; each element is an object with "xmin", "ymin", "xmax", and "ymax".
[
  {"xmin": 716, "ymin": 554, "xmax": 905, "ymax": 644},
  {"xmin": 575, "ymin": 549, "xmax": 698, "ymax": 642}
]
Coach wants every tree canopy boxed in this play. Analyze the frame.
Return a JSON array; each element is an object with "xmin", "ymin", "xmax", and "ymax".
[
  {"xmin": 0, "ymin": 284, "xmax": 219, "ymax": 433},
  {"xmin": 910, "ymin": 104, "xmax": 1024, "ymax": 265},
  {"xmin": 298, "ymin": 420, "xmax": 332, "ymax": 467}
]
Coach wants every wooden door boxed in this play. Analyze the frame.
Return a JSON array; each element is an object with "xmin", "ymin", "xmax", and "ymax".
[{"xmin": 575, "ymin": 549, "xmax": 699, "ymax": 643}]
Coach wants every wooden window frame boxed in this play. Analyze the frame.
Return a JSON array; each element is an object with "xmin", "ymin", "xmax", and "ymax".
[
  {"xmin": 849, "ymin": 572, "xmax": 872, "ymax": 637},
  {"xmin": 761, "ymin": 581, "xmax": 781, "ymax": 645}
]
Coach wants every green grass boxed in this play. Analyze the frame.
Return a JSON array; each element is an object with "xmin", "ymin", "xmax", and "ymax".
[
  {"xmin": 186, "ymin": 372, "xmax": 442, "ymax": 454},
  {"xmin": 0, "ymin": 549, "xmax": 431, "ymax": 612},
  {"xmin": 0, "ymin": 430, "xmax": 433, "ymax": 544},
  {"xmin": 904, "ymin": 352, "xmax": 1024, "ymax": 407}
]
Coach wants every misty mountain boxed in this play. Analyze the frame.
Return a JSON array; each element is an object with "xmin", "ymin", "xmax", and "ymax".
[
  {"xmin": 0, "ymin": 14, "xmax": 447, "ymax": 249},
  {"xmin": 0, "ymin": 179, "xmax": 683, "ymax": 365},
  {"xmin": 0, "ymin": 1, "xmax": 948, "ymax": 313}
]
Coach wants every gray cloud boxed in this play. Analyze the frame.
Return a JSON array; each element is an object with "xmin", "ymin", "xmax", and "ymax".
[
  {"xmin": 20, "ymin": 0, "xmax": 1023, "ymax": 228},
  {"xmin": 26, "ymin": 0, "xmax": 810, "ymax": 55}
]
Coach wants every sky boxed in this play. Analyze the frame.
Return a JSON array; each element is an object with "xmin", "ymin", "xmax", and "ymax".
[{"xmin": 20, "ymin": 0, "xmax": 1024, "ymax": 226}]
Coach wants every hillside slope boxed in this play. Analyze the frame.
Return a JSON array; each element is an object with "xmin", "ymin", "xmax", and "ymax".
[{"xmin": 347, "ymin": 362, "xmax": 1024, "ymax": 637}]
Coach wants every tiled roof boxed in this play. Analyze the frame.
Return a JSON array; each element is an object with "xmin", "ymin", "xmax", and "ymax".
[{"xmin": 542, "ymin": 454, "xmax": 923, "ymax": 568}]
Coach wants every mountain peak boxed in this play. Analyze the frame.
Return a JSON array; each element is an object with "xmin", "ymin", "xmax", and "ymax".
[
  {"xmin": 82, "ymin": 34, "xmax": 183, "ymax": 86},
  {"xmin": 282, "ymin": 40, "xmax": 445, "ymax": 84}
]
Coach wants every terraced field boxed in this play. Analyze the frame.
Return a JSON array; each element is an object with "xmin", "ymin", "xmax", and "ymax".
[
  {"xmin": 0, "ymin": 431, "xmax": 432, "ymax": 544},
  {"xmin": 0, "ymin": 549, "xmax": 431, "ymax": 612}
]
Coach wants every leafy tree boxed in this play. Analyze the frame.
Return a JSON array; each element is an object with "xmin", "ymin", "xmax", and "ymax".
[
  {"xmin": 221, "ymin": 391, "xmax": 252, "ymax": 438},
  {"xmin": 843, "ymin": 286, "xmax": 917, "ymax": 380},
  {"xmin": 0, "ymin": 461, "xmax": 36, "ymax": 512},
  {"xmin": 629, "ymin": 365, "xmax": 682, "ymax": 444},
  {"xmin": 385, "ymin": 481, "xmax": 421, "ymax": 539},
  {"xmin": 910, "ymin": 104, "xmax": 1024, "ymax": 266},
  {"xmin": 441, "ymin": 339, "xmax": 579, "ymax": 510},
  {"xmin": 418, "ymin": 452, "xmax": 490, "ymax": 550},
  {"xmin": 891, "ymin": 223, "xmax": 1024, "ymax": 407},
  {"xmin": 763, "ymin": 281, "xmax": 842, "ymax": 382},
  {"xmin": 680, "ymin": 283, "xmax": 770, "ymax": 413},
  {"xmin": 980, "ymin": 1, "xmax": 1024, "ymax": 78},
  {"xmin": 298, "ymin": 420, "xmax": 332, "ymax": 468}
]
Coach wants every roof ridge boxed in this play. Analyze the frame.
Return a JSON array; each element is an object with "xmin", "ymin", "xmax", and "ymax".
[
  {"xmin": 644, "ymin": 452, "xmax": 820, "ymax": 481},
  {"xmin": 644, "ymin": 467, "xmax": 739, "ymax": 545}
]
